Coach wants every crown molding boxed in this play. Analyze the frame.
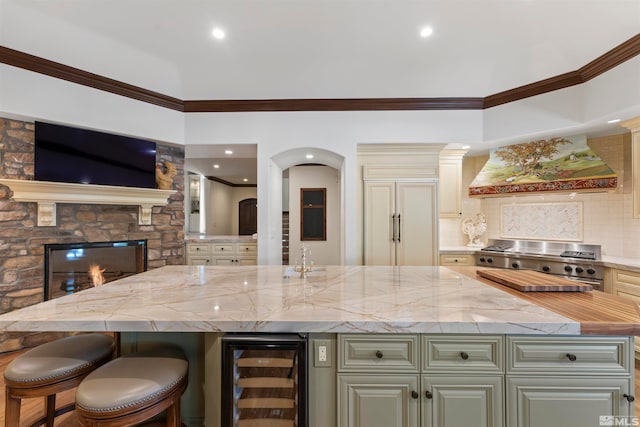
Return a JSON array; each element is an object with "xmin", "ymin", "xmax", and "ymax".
[
  {"xmin": 0, "ymin": 46, "xmax": 184, "ymax": 112},
  {"xmin": 1, "ymin": 33, "xmax": 639, "ymax": 112},
  {"xmin": 183, "ymin": 97, "xmax": 483, "ymax": 112}
]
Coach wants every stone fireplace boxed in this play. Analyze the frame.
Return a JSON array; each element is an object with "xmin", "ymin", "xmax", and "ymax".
[{"xmin": 0, "ymin": 117, "xmax": 186, "ymax": 352}]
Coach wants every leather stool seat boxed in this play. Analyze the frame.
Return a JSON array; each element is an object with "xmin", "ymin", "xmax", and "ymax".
[
  {"xmin": 4, "ymin": 333, "xmax": 116, "ymax": 427},
  {"xmin": 76, "ymin": 346, "xmax": 188, "ymax": 427}
]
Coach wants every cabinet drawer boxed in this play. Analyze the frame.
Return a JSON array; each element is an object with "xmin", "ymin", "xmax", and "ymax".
[
  {"xmin": 423, "ymin": 335, "xmax": 504, "ymax": 373},
  {"xmin": 187, "ymin": 244, "xmax": 209, "ymax": 254},
  {"xmin": 212, "ymin": 244, "xmax": 234, "ymax": 253},
  {"xmin": 237, "ymin": 244, "xmax": 257, "ymax": 254},
  {"xmin": 507, "ymin": 336, "xmax": 632, "ymax": 375},
  {"xmin": 439, "ymin": 254, "xmax": 473, "ymax": 266},
  {"xmin": 338, "ymin": 334, "xmax": 419, "ymax": 372}
]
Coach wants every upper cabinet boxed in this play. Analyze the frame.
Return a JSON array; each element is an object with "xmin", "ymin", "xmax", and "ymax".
[
  {"xmin": 620, "ymin": 117, "xmax": 640, "ymax": 219},
  {"xmin": 438, "ymin": 150, "xmax": 467, "ymax": 218}
]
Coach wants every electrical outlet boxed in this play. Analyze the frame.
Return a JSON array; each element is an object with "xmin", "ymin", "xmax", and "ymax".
[
  {"xmin": 318, "ymin": 345, "xmax": 327, "ymax": 362},
  {"xmin": 313, "ymin": 339, "xmax": 331, "ymax": 367}
]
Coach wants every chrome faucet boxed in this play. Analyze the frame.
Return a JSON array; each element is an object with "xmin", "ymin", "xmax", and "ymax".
[{"xmin": 294, "ymin": 245, "xmax": 313, "ymax": 278}]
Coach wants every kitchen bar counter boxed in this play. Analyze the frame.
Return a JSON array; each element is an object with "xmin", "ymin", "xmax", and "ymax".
[{"xmin": 0, "ymin": 265, "xmax": 581, "ymax": 335}]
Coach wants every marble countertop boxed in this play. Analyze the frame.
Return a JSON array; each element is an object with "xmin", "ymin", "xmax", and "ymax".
[
  {"xmin": 0, "ymin": 265, "xmax": 579, "ymax": 335},
  {"xmin": 185, "ymin": 234, "xmax": 257, "ymax": 243}
]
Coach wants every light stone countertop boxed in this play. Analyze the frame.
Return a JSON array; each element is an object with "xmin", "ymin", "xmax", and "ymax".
[
  {"xmin": 0, "ymin": 265, "xmax": 579, "ymax": 335},
  {"xmin": 185, "ymin": 234, "xmax": 257, "ymax": 243}
]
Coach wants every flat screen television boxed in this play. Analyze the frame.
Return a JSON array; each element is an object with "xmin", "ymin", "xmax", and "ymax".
[{"xmin": 34, "ymin": 121, "xmax": 157, "ymax": 188}]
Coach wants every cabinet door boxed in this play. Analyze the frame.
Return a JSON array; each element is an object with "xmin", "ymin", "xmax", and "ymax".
[
  {"xmin": 422, "ymin": 375, "xmax": 504, "ymax": 427},
  {"xmin": 396, "ymin": 182, "xmax": 438, "ymax": 266},
  {"xmin": 338, "ymin": 374, "xmax": 419, "ymax": 427},
  {"xmin": 212, "ymin": 257, "xmax": 235, "ymax": 266},
  {"xmin": 438, "ymin": 159, "xmax": 462, "ymax": 218},
  {"xmin": 187, "ymin": 256, "xmax": 210, "ymax": 266},
  {"xmin": 507, "ymin": 376, "xmax": 631, "ymax": 427},
  {"xmin": 364, "ymin": 182, "xmax": 396, "ymax": 265}
]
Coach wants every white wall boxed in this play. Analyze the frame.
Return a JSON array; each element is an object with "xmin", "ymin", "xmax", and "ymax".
[
  {"xmin": 185, "ymin": 110, "xmax": 483, "ymax": 264},
  {"xmin": 288, "ymin": 165, "xmax": 341, "ymax": 266},
  {"xmin": 0, "ymin": 65, "xmax": 185, "ymax": 144}
]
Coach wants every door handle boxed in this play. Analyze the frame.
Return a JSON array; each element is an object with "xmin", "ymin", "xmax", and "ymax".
[
  {"xmin": 392, "ymin": 214, "xmax": 396, "ymax": 242},
  {"xmin": 397, "ymin": 214, "xmax": 401, "ymax": 243}
]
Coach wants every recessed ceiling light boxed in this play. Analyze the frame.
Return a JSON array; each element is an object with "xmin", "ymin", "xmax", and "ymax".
[
  {"xmin": 212, "ymin": 28, "xmax": 226, "ymax": 40},
  {"xmin": 243, "ymin": 178, "xmax": 248, "ymax": 182},
  {"xmin": 305, "ymin": 154, "xmax": 314, "ymax": 159},
  {"xmin": 607, "ymin": 119, "xmax": 621, "ymax": 124},
  {"xmin": 420, "ymin": 26, "xmax": 434, "ymax": 38},
  {"xmin": 224, "ymin": 150, "xmax": 233, "ymax": 155},
  {"xmin": 213, "ymin": 164, "xmax": 220, "ymax": 169}
]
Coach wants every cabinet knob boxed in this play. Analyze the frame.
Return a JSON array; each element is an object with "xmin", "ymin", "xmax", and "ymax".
[
  {"xmin": 566, "ymin": 353, "xmax": 577, "ymax": 361},
  {"xmin": 411, "ymin": 391, "xmax": 419, "ymax": 399},
  {"xmin": 425, "ymin": 391, "xmax": 433, "ymax": 399},
  {"xmin": 460, "ymin": 351, "xmax": 469, "ymax": 360},
  {"xmin": 624, "ymin": 394, "xmax": 635, "ymax": 402},
  {"xmin": 375, "ymin": 350, "xmax": 383, "ymax": 359},
  {"xmin": 196, "ymin": 247, "xmax": 200, "ymax": 251}
]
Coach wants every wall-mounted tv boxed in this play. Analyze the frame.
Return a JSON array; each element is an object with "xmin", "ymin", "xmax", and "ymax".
[{"xmin": 34, "ymin": 121, "xmax": 157, "ymax": 189}]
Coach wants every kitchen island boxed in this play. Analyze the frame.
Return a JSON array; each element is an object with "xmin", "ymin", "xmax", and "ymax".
[{"xmin": 0, "ymin": 265, "xmax": 638, "ymax": 427}]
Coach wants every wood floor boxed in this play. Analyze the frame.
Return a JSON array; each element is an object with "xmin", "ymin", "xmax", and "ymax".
[{"xmin": 1, "ymin": 349, "xmax": 640, "ymax": 426}]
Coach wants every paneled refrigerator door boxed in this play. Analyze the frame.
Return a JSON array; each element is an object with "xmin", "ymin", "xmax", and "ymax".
[{"xmin": 221, "ymin": 334, "xmax": 308, "ymax": 427}]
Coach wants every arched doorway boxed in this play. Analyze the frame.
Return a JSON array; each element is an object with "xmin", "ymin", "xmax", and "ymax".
[{"xmin": 268, "ymin": 148, "xmax": 346, "ymax": 265}]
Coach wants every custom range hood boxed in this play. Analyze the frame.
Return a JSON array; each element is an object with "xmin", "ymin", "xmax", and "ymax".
[{"xmin": 468, "ymin": 135, "xmax": 617, "ymax": 197}]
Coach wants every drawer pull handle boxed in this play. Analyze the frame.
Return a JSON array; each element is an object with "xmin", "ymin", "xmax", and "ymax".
[
  {"xmin": 411, "ymin": 391, "xmax": 419, "ymax": 399},
  {"xmin": 375, "ymin": 350, "xmax": 383, "ymax": 359},
  {"xmin": 460, "ymin": 352, "xmax": 469, "ymax": 360},
  {"xmin": 566, "ymin": 353, "xmax": 577, "ymax": 361},
  {"xmin": 624, "ymin": 394, "xmax": 635, "ymax": 402},
  {"xmin": 425, "ymin": 391, "xmax": 433, "ymax": 399}
]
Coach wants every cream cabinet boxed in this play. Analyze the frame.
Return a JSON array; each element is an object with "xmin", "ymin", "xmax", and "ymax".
[
  {"xmin": 438, "ymin": 150, "xmax": 467, "ymax": 218},
  {"xmin": 337, "ymin": 334, "xmax": 504, "ymax": 427},
  {"xmin": 337, "ymin": 334, "xmax": 634, "ymax": 427},
  {"xmin": 363, "ymin": 181, "xmax": 438, "ymax": 266},
  {"xmin": 185, "ymin": 242, "xmax": 256, "ymax": 266},
  {"xmin": 439, "ymin": 253, "xmax": 474, "ymax": 266},
  {"xmin": 506, "ymin": 335, "xmax": 635, "ymax": 427},
  {"xmin": 607, "ymin": 268, "xmax": 640, "ymax": 356}
]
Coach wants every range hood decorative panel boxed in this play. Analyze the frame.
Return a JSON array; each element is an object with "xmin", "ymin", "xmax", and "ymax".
[
  {"xmin": 468, "ymin": 135, "xmax": 617, "ymax": 197},
  {"xmin": 0, "ymin": 179, "xmax": 175, "ymax": 226}
]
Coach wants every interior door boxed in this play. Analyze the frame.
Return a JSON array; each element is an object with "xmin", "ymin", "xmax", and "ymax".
[{"xmin": 239, "ymin": 198, "xmax": 257, "ymax": 235}]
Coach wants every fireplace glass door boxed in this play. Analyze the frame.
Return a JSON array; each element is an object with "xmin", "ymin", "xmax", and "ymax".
[{"xmin": 44, "ymin": 240, "xmax": 147, "ymax": 300}]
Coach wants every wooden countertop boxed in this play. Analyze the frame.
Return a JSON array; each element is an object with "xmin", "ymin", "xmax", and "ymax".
[{"xmin": 450, "ymin": 266, "xmax": 640, "ymax": 336}]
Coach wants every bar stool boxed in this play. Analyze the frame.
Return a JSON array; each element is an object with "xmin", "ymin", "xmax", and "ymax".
[
  {"xmin": 75, "ymin": 345, "xmax": 188, "ymax": 427},
  {"xmin": 4, "ymin": 333, "xmax": 116, "ymax": 427}
]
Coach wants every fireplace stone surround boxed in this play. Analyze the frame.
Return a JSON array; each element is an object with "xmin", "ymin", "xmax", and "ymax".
[{"xmin": 0, "ymin": 117, "xmax": 186, "ymax": 351}]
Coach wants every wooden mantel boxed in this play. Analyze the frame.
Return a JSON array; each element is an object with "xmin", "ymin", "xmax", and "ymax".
[{"xmin": 0, "ymin": 179, "xmax": 176, "ymax": 226}]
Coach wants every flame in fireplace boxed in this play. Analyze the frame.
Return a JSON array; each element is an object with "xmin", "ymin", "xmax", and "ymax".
[{"xmin": 88, "ymin": 264, "xmax": 106, "ymax": 286}]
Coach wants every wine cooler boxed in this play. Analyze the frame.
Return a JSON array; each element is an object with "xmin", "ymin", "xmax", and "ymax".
[{"xmin": 221, "ymin": 334, "xmax": 308, "ymax": 427}]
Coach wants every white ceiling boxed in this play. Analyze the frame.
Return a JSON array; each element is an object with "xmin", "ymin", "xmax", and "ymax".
[{"xmin": 2, "ymin": 0, "xmax": 640, "ymax": 182}]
